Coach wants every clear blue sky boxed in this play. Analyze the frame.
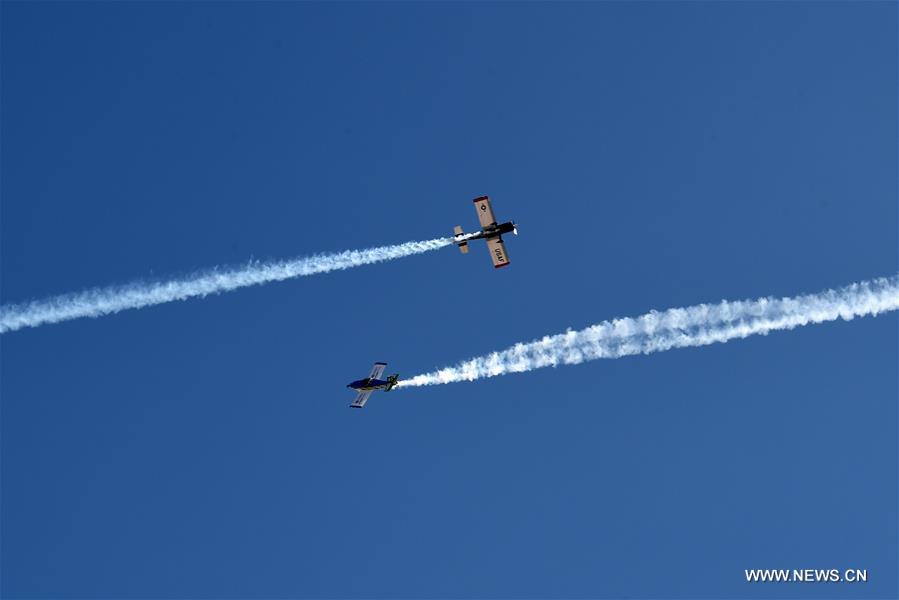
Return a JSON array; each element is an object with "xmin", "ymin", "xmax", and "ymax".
[{"xmin": 2, "ymin": 2, "xmax": 896, "ymax": 598}]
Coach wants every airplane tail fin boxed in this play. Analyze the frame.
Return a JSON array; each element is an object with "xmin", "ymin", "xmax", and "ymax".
[
  {"xmin": 453, "ymin": 226, "xmax": 469, "ymax": 253},
  {"xmin": 385, "ymin": 374, "xmax": 399, "ymax": 391}
]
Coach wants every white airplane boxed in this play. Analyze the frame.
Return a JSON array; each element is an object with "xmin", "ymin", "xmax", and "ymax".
[{"xmin": 453, "ymin": 195, "xmax": 517, "ymax": 268}]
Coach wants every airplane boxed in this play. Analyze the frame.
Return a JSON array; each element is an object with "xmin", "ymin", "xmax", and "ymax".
[
  {"xmin": 452, "ymin": 195, "xmax": 517, "ymax": 268},
  {"xmin": 346, "ymin": 362, "xmax": 399, "ymax": 408}
]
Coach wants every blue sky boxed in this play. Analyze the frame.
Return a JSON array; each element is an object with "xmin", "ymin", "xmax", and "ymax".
[{"xmin": 1, "ymin": 2, "xmax": 896, "ymax": 598}]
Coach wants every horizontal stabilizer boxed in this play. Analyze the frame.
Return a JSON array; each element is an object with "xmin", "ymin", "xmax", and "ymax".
[
  {"xmin": 385, "ymin": 374, "xmax": 400, "ymax": 391},
  {"xmin": 454, "ymin": 225, "xmax": 469, "ymax": 253}
]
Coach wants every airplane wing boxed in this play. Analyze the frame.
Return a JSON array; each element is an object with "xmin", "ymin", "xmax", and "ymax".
[
  {"xmin": 368, "ymin": 362, "xmax": 387, "ymax": 380},
  {"xmin": 486, "ymin": 236, "xmax": 511, "ymax": 268},
  {"xmin": 350, "ymin": 390, "xmax": 373, "ymax": 409},
  {"xmin": 473, "ymin": 196, "xmax": 497, "ymax": 229}
]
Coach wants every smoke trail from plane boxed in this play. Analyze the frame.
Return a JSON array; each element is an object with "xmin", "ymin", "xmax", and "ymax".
[
  {"xmin": 398, "ymin": 275, "xmax": 899, "ymax": 387},
  {"xmin": 0, "ymin": 237, "xmax": 453, "ymax": 334}
]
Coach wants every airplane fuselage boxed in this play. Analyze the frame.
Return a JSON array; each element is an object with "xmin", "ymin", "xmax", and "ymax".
[
  {"xmin": 453, "ymin": 220, "xmax": 516, "ymax": 244},
  {"xmin": 347, "ymin": 377, "xmax": 394, "ymax": 392}
]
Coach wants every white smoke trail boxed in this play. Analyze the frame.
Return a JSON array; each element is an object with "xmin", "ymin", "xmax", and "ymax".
[
  {"xmin": 0, "ymin": 237, "xmax": 453, "ymax": 334},
  {"xmin": 398, "ymin": 275, "xmax": 899, "ymax": 387}
]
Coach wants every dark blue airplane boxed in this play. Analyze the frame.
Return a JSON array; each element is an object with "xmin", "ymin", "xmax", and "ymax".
[{"xmin": 346, "ymin": 362, "xmax": 399, "ymax": 408}]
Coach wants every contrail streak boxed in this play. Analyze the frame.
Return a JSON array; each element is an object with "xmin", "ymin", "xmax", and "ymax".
[
  {"xmin": 0, "ymin": 237, "xmax": 453, "ymax": 334},
  {"xmin": 398, "ymin": 275, "xmax": 899, "ymax": 387}
]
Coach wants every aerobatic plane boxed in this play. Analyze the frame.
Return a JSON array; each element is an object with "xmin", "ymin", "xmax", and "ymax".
[
  {"xmin": 452, "ymin": 195, "xmax": 517, "ymax": 268},
  {"xmin": 346, "ymin": 362, "xmax": 399, "ymax": 408}
]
